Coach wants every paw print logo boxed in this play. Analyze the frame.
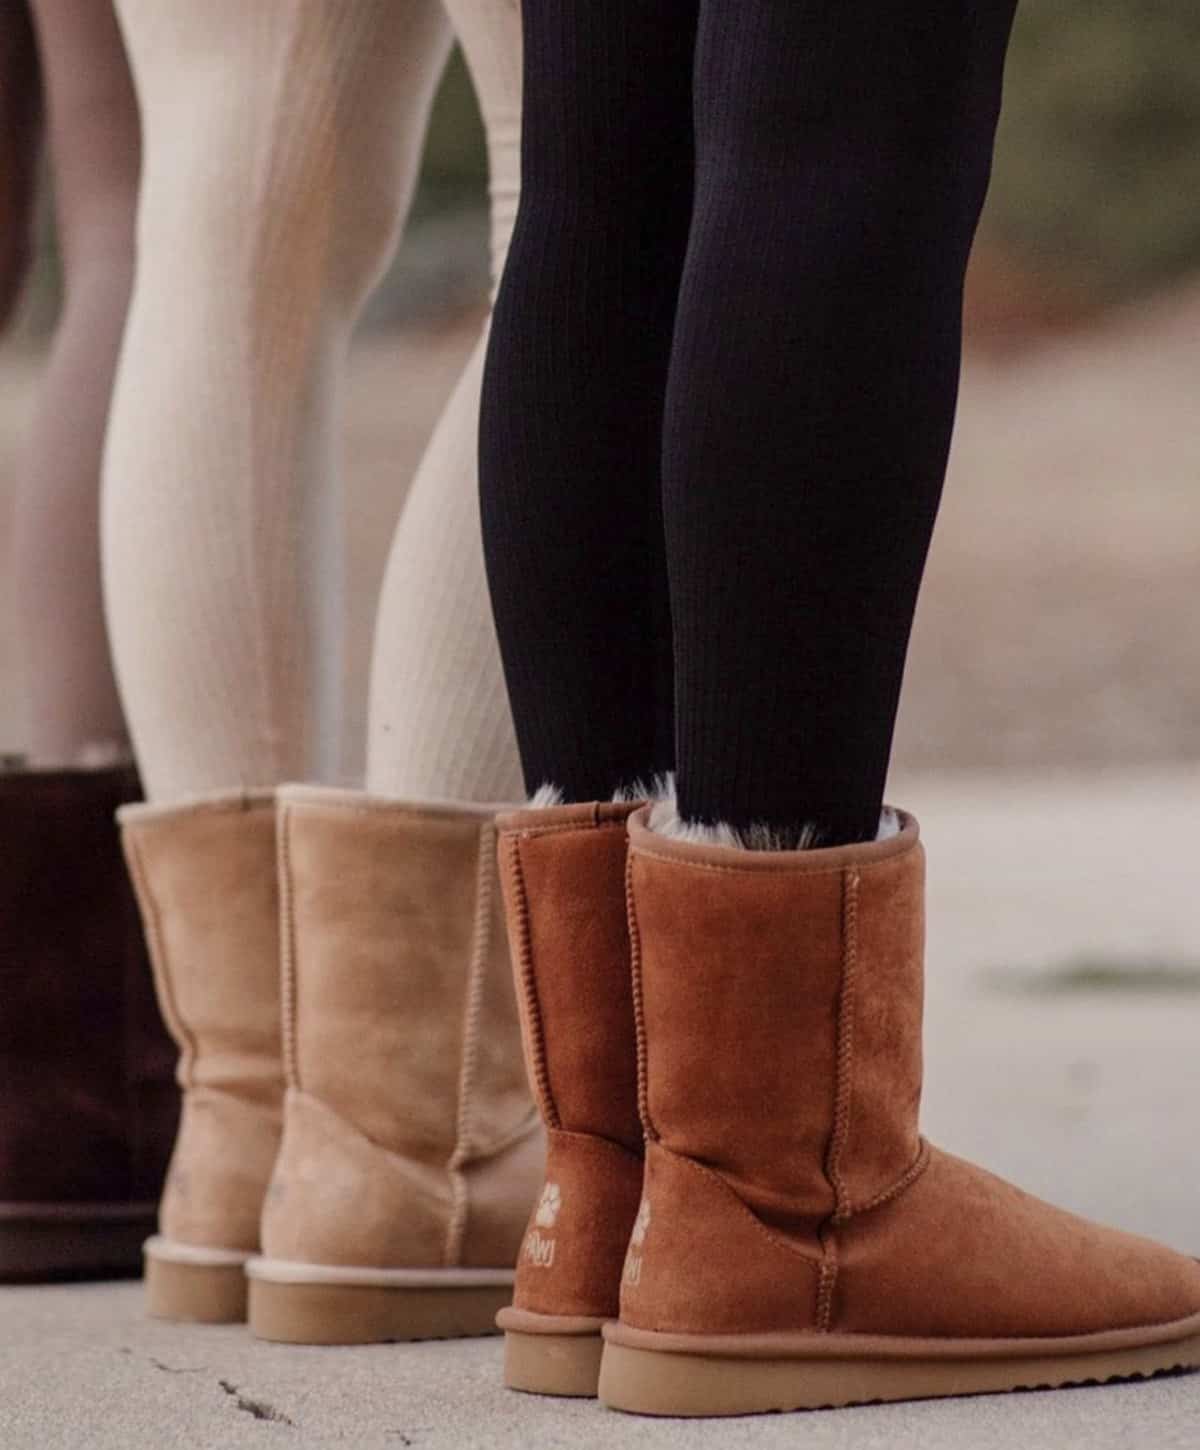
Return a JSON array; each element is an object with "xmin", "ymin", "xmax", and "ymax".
[
  {"xmin": 535, "ymin": 1182, "xmax": 562, "ymax": 1229},
  {"xmin": 631, "ymin": 1198, "xmax": 651, "ymax": 1248}
]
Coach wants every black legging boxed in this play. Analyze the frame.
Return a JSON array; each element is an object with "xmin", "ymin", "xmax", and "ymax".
[{"xmin": 480, "ymin": 0, "xmax": 1017, "ymax": 846}]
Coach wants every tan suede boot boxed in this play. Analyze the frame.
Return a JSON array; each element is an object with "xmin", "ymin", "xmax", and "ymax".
[
  {"xmin": 247, "ymin": 787, "xmax": 543, "ymax": 1344},
  {"xmin": 493, "ymin": 802, "xmax": 645, "ymax": 1397},
  {"xmin": 120, "ymin": 792, "xmax": 283, "ymax": 1323},
  {"xmin": 599, "ymin": 808, "xmax": 1200, "ymax": 1416}
]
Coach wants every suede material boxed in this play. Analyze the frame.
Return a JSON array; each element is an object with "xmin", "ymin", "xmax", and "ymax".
[
  {"xmin": 160, "ymin": 1088, "xmax": 284, "ymax": 1252},
  {"xmin": 835, "ymin": 1147, "xmax": 1200, "ymax": 1338},
  {"xmin": 120, "ymin": 793, "xmax": 283, "ymax": 1249},
  {"xmin": 630, "ymin": 842, "xmax": 844, "ymax": 1231},
  {"xmin": 621, "ymin": 1141, "xmax": 823, "ymax": 1334},
  {"xmin": 462, "ymin": 855, "xmax": 543, "ymax": 1174},
  {"xmin": 283, "ymin": 795, "xmax": 482, "ymax": 1161},
  {"xmin": 622, "ymin": 809, "xmax": 1200, "ymax": 1343},
  {"xmin": 0, "ymin": 767, "xmax": 177, "ymax": 1207},
  {"xmin": 496, "ymin": 803, "xmax": 647, "ymax": 1320},
  {"xmin": 512, "ymin": 1128, "xmax": 645, "ymax": 1318},
  {"xmin": 262, "ymin": 1089, "xmax": 450, "ymax": 1268},
  {"xmin": 836, "ymin": 845, "xmax": 925, "ymax": 1211},
  {"xmin": 497, "ymin": 804, "xmax": 641, "ymax": 1150},
  {"xmin": 461, "ymin": 1128, "xmax": 551, "ymax": 1270},
  {"xmin": 268, "ymin": 788, "xmax": 540, "ymax": 1270}
]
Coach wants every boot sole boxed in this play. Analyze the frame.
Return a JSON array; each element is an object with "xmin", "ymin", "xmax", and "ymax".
[
  {"xmin": 599, "ymin": 1315, "xmax": 1200, "ymax": 1416},
  {"xmin": 0, "ymin": 1202, "xmax": 156, "ymax": 1281},
  {"xmin": 497, "ymin": 1307, "xmax": 608, "ymax": 1397},
  {"xmin": 144, "ymin": 1236, "xmax": 252, "ymax": 1322},
  {"xmin": 246, "ymin": 1258, "xmax": 515, "ymax": 1344}
]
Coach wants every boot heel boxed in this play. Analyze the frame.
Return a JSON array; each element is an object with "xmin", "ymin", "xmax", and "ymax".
[
  {"xmin": 503, "ymin": 1327, "xmax": 605, "ymax": 1397},
  {"xmin": 247, "ymin": 1261, "xmax": 514, "ymax": 1344},
  {"xmin": 143, "ymin": 1238, "xmax": 250, "ymax": 1322}
]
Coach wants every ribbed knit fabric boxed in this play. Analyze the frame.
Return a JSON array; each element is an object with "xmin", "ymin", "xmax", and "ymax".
[
  {"xmin": 10, "ymin": 0, "xmax": 136, "ymax": 766},
  {"xmin": 479, "ymin": 3, "xmax": 693, "ymax": 804},
  {"xmin": 365, "ymin": 0, "xmax": 524, "ymax": 806},
  {"xmin": 102, "ymin": 0, "xmax": 460, "ymax": 803},
  {"xmin": 480, "ymin": 0, "xmax": 1016, "ymax": 845}
]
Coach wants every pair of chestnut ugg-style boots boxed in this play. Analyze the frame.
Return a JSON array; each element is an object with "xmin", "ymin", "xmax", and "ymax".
[
  {"xmin": 16, "ymin": 771, "xmax": 1198, "ymax": 1417},
  {"xmin": 496, "ymin": 799, "xmax": 1200, "ymax": 1416}
]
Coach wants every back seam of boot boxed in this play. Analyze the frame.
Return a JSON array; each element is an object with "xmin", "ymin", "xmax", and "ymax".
[
  {"xmin": 276, "ymin": 800, "xmax": 301, "ymax": 1089},
  {"xmin": 815, "ymin": 868, "xmax": 859, "ymax": 1330},
  {"xmin": 624, "ymin": 851, "xmax": 657, "ymax": 1144},
  {"xmin": 503, "ymin": 833, "xmax": 560, "ymax": 1129},
  {"xmin": 123, "ymin": 833, "xmax": 197, "ymax": 1089},
  {"xmin": 445, "ymin": 820, "xmax": 498, "ymax": 1266}
]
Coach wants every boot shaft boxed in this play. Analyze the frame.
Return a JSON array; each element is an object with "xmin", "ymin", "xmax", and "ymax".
[
  {"xmin": 627, "ymin": 809, "xmax": 925, "ymax": 1237},
  {"xmin": 119, "ymin": 791, "xmax": 282, "ymax": 1106},
  {"xmin": 494, "ymin": 801, "xmax": 644, "ymax": 1332},
  {"xmin": 277, "ymin": 787, "xmax": 533, "ymax": 1173},
  {"xmin": 495, "ymin": 801, "xmax": 641, "ymax": 1153}
]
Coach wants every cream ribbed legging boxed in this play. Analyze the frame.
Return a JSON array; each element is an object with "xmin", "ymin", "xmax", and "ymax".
[
  {"xmin": 103, "ymin": 0, "xmax": 522, "ymax": 804},
  {"xmin": 7, "ymin": 0, "xmax": 137, "ymax": 766},
  {"xmin": 365, "ymin": 0, "xmax": 521, "ymax": 804}
]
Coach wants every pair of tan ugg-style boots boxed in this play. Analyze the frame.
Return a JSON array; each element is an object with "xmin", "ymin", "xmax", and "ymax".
[
  {"xmin": 123, "ymin": 789, "xmax": 1200, "ymax": 1417},
  {"xmin": 120, "ymin": 787, "xmax": 542, "ymax": 1341}
]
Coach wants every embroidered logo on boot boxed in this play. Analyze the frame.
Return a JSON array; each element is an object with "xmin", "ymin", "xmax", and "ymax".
[
  {"xmin": 523, "ymin": 1231, "xmax": 556, "ymax": 1268},
  {"xmin": 534, "ymin": 1181, "xmax": 562, "ymax": 1228},
  {"xmin": 624, "ymin": 1197, "xmax": 651, "ymax": 1286},
  {"xmin": 524, "ymin": 1182, "xmax": 563, "ymax": 1269}
]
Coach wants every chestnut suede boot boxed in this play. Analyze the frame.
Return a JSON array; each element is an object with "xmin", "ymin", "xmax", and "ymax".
[
  {"xmin": 120, "ymin": 791, "xmax": 283, "ymax": 1322},
  {"xmin": 247, "ymin": 787, "xmax": 543, "ymax": 1345},
  {"xmin": 0, "ymin": 765, "xmax": 177, "ymax": 1280},
  {"xmin": 493, "ymin": 802, "xmax": 645, "ymax": 1397},
  {"xmin": 599, "ymin": 807, "xmax": 1200, "ymax": 1416}
]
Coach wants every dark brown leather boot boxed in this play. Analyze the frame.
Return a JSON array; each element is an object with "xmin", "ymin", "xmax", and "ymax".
[{"xmin": 0, "ymin": 765, "xmax": 178, "ymax": 1279}]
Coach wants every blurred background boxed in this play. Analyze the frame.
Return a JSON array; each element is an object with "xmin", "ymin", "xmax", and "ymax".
[{"xmin": 2, "ymin": 2, "xmax": 1199, "ymax": 776}]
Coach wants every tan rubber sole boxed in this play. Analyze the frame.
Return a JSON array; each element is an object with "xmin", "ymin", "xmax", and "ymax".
[
  {"xmin": 248, "ymin": 1278, "xmax": 513, "ymax": 1345},
  {"xmin": 497, "ymin": 1309, "xmax": 608, "ymax": 1397},
  {"xmin": 144, "ymin": 1253, "xmax": 250, "ymax": 1324},
  {"xmin": 598, "ymin": 1323, "xmax": 1200, "ymax": 1417}
]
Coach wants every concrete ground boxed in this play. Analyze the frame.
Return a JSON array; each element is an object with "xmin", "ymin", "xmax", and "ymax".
[{"xmin": 4, "ymin": 766, "xmax": 1199, "ymax": 1449}]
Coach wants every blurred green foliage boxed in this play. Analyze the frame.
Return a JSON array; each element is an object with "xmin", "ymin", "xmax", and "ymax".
[
  {"xmin": 411, "ymin": 48, "xmax": 487, "ymax": 218},
  {"xmin": 419, "ymin": 10, "xmax": 1200, "ymax": 307},
  {"xmin": 19, "ymin": 15, "xmax": 1200, "ymax": 330},
  {"xmin": 982, "ymin": 3, "xmax": 1200, "ymax": 300}
]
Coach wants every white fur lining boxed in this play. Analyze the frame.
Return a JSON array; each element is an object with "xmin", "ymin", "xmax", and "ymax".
[
  {"xmin": 527, "ymin": 775, "xmax": 669, "ymax": 809},
  {"xmin": 529, "ymin": 774, "xmax": 898, "ymax": 850},
  {"xmin": 528, "ymin": 783, "xmax": 565, "ymax": 808},
  {"xmin": 647, "ymin": 774, "xmax": 899, "ymax": 852}
]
